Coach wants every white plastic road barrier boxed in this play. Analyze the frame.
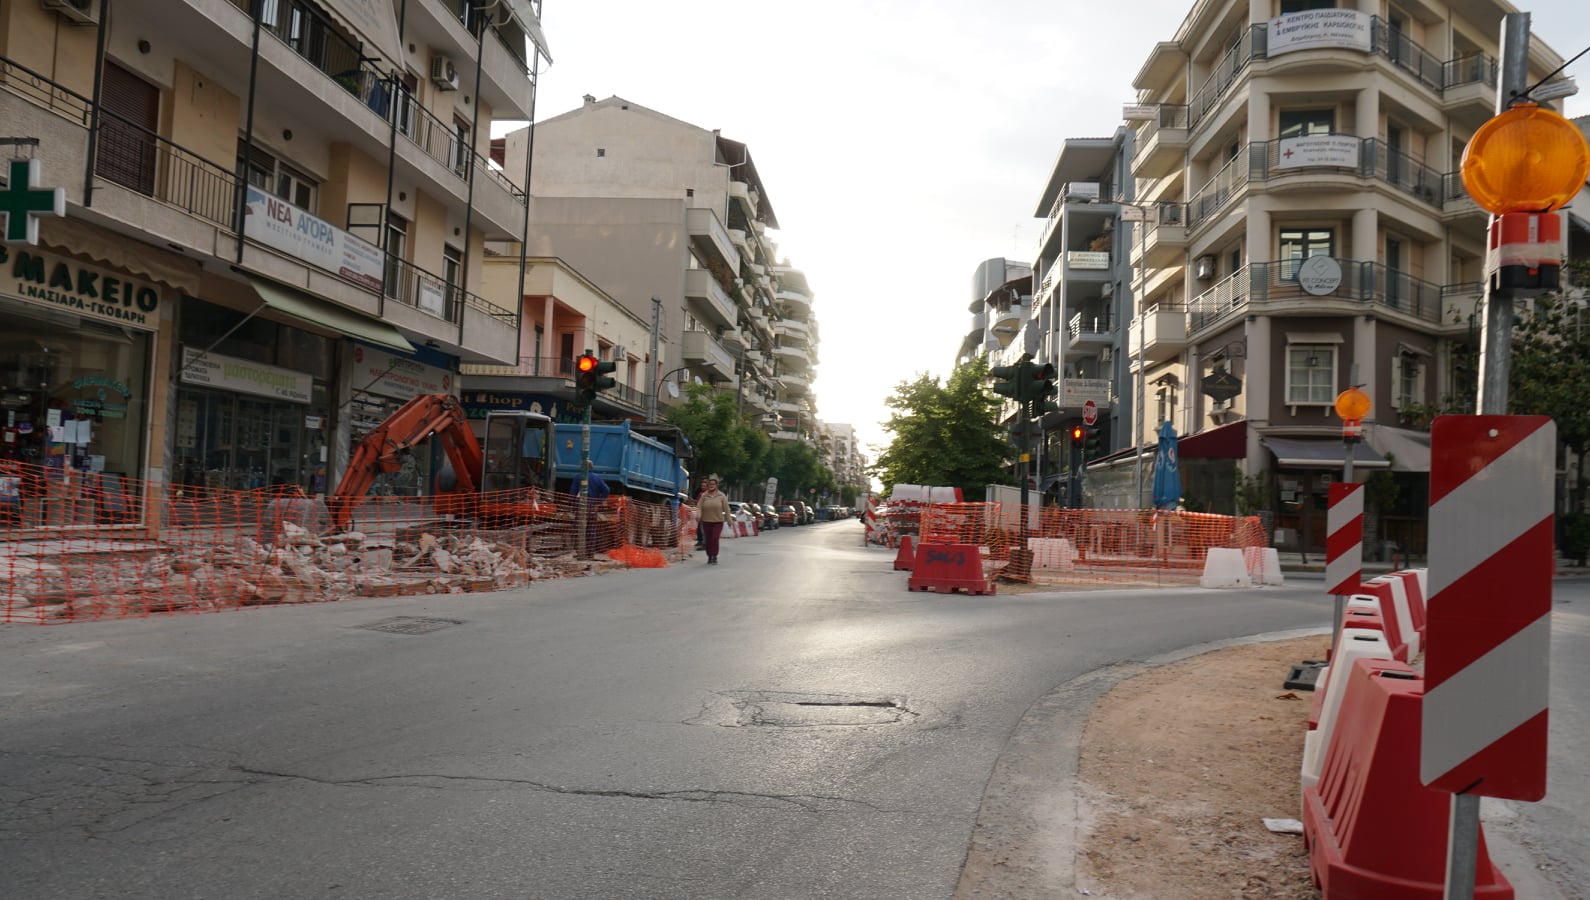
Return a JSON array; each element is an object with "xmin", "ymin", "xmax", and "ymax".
[
  {"xmin": 1199, "ymin": 548, "xmax": 1252, "ymax": 588},
  {"xmin": 1028, "ymin": 537, "xmax": 1076, "ymax": 570},
  {"xmin": 1301, "ymin": 627, "xmax": 1395, "ymax": 791},
  {"xmin": 1242, "ymin": 547, "xmax": 1285, "ymax": 585},
  {"xmin": 1366, "ymin": 574, "xmax": 1419, "ymax": 658}
]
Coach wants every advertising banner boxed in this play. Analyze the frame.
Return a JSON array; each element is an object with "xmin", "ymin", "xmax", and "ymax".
[
  {"xmin": 1268, "ymin": 9, "xmax": 1372, "ymax": 56},
  {"xmin": 180, "ymin": 347, "xmax": 313, "ymax": 404},
  {"xmin": 1277, "ymin": 134, "xmax": 1361, "ymax": 169},
  {"xmin": 242, "ymin": 185, "xmax": 385, "ymax": 291}
]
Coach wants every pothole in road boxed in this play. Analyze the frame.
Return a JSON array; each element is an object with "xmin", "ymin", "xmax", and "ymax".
[
  {"xmin": 693, "ymin": 691, "xmax": 919, "ymax": 727},
  {"xmin": 356, "ymin": 616, "xmax": 463, "ymax": 635}
]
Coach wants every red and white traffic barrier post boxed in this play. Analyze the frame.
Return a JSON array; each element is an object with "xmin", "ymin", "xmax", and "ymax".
[
  {"xmin": 1325, "ymin": 482, "xmax": 1364, "ymax": 657},
  {"xmin": 1424, "ymin": 415, "xmax": 1554, "ymax": 898}
]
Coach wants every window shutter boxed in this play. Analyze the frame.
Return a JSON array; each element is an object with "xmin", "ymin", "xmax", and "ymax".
[{"xmin": 1390, "ymin": 356, "xmax": 1404, "ymax": 410}]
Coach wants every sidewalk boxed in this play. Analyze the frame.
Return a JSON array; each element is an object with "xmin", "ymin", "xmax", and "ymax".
[{"xmin": 1274, "ymin": 550, "xmax": 1590, "ymax": 578}]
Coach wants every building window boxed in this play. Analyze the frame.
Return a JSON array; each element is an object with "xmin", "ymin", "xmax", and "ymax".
[
  {"xmin": 1391, "ymin": 352, "xmax": 1426, "ymax": 410},
  {"xmin": 1279, "ymin": 109, "xmax": 1334, "ymax": 138},
  {"xmin": 1279, "ymin": 228, "xmax": 1335, "ymax": 279},
  {"xmin": 240, "ymin": 144, "xmax": 318, "ymax": 211},
  {"xmin": 442, "ymin": 244, "xmax": 463, "ymax": 318},
  {"xmin": 384, "ymin": 212, "xmax": 409, "ymax": 301},
  {"xmin": 596, "ymin": 148, "xmax": 605, "ymax": 157},
  {"xmin": 451, "ymin": 117, "xmax": 472, "ymax": 175},
  {"xmin": 1286, "ymin": 344, "xmax": 1337, "ymax": 405}
]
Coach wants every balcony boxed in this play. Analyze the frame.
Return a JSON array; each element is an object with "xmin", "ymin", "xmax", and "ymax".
[
  {"xmin": 1185, "ymin": 147, "xmax": 1253, "ymax": 229},
  {"xmin": 776, "ymin": 287, "xmax": 813, "ymax": 316},
  {"xmin": 686, "ymin": 206, "xmax": 741, "ymax": 276},
  {"xmin": 1440, "ymin": 172, "xmax": 1487, "ymax": 228},
  {"xmin": 1442, "ymin": 53, "xmax": 1498, "ymax": 128},
  {"xmin": 729, "ymin": 180, "xmax": 759, "ymax": 219},
  {"xmin": 680, "ymin": 330, "xmax": 737, "ymax": 381},
  {"xmin": 780, "ymin": 370, "xmax": 813, "ymax": 394},
  {"xmin": 684, "ymin": 269, "xmax": 737, "ymax": 329},
  {"xmin": 1441, "ymin": 282, "xmax": 1484, "ymax": 332},
  {"xmin": 383, "ymin": 255, "xmax": 520, "ymax": 362},
  {"xmin": 774, "ymin": 344, "xmax": 813, "ymax": 370},
  {"xmin": 1187, "ymin": 27, "xmax": 1259, "ymax": 133},
  {"xmin": 1067, "ymin": 311, "xmax": 1113, "ymax": 350},
  {"xmin": 727, "ymin": 226, "xmax": 752, "ymax": 257},
  {"xmin": 1188, "ymin": 258, "xmax": 1448, "ymax": 338},
  {"xmin": 1126, "ymin": 304, "xmax": 1189, "ymax": 365},
  {"xmin": 1131, "ymin": 104, "xmax": 1190, "ymax": 179},
  {"xmin": 774, "ymin": 318, "xmax": 811, "ymax": 342},
  {"xmin": 1369, "ymin": 19, "xmax": 1443, "ymax": 93},
  {"xmin": 1247, "ymin": 135, "xmax": 1442, "ymax": 206},
  {"xmin": 1065, "ymin": 249, "xmax": 1113, "ymax": 275},
  {"xmin": 1128, "ymin": 203, "xmax": 1189, "ymax": 269}
]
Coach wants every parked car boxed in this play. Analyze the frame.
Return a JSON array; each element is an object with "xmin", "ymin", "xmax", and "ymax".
[
  {"xmin": 777, "ymin": 504, "xmax": 798, "ymax": 526},
  {"xmin": 755, "ymin": 503, "xmax": 779, "ymax": 530}
]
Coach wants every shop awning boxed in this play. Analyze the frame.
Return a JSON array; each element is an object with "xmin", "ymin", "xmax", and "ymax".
[
  {"xmin": 247, "ymin": 277, "xmax": 414, "ymax": 353},
  {"xmin": 1178, "ymin": 420, "xmax": 1247, "ymax": 458},
  {"xmin": 1364, "ymin": 426, "xmax": 1431, "ymax": 472},
  {"xmin": 1262, "ymin": 436, "xmax": 1389, "ymax": 469}
]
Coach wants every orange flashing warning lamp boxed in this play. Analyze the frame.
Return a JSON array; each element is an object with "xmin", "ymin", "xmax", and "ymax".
[
  {"xmin": 1461, "ymin": 102, "xmax": 1590, "ymax": 215},
  {"xmin": 1335, "ymin": 386, "xmax": 1372, "ymax": 444}
]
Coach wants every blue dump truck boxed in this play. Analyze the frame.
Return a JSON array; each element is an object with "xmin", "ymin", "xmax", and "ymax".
[{"xmin": 550, "ymin": 420, "xmax": 692, "ymax": 501}]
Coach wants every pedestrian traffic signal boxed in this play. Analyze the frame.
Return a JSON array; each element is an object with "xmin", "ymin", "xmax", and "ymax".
[{"xmin": 575, "ymin": 350, "xmax": 618, "ymax": 407}]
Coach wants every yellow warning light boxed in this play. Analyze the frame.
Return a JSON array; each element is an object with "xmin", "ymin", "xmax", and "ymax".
[
  {"xmin": 1334, "ymin": 386, "xmax": 1372, "ymax": 421},
  {"xmin": 1461, "ymin": 103, "xmax": 1590, "ymax": 215}
]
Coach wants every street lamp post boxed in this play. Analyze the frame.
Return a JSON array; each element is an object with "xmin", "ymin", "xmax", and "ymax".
[{"xmin": 1122, "ymin": 203, "xmax": 1150, "ymax": 509}]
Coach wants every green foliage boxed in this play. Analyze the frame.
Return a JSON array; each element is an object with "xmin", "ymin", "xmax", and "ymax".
[
  {"xmin": 869, "ymin": 356, "xmax": 1011, "ymax": 499},
  {"xmin": 1509, "ymin": 267, "xmax": 1590, "ymax": 456},
  {"xmin": 1364, "ymin": 466, "xmax": 1400, "ymax": 512},
  {"xmin": 1563, "ymin": 514, "xmax": 1590, "ymax": 567},
  {"xmin": 766, "ymin": 440, "xmax": 829, "ymax": 500},
  {"xmin": 663, "ymin": 384, "xmax": 768, "ymax": 488},
  {"xmin": 1234, "ymin": 466, "xmax": 1273, "ymax": 516}
]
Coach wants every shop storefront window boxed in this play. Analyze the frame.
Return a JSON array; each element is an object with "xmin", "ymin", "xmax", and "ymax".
[{"xmin": 1, "ymin": 297, "xmax": 150, "ymax": 526}]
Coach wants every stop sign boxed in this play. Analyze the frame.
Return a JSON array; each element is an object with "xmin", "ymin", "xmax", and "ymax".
[{"xmin": 1082, "ymin": 400, "xmax": 1098, "ymax": 425}]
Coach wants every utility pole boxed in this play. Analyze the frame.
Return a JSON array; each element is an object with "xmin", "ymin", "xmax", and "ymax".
[{"xmin": 647, "ymin": 296, "xmax": 661, "ymax": 422}]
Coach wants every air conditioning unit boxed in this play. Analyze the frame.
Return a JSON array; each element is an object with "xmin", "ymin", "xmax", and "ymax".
[
  {"xmin": 430, "ymin": 55, "xmax": 459, "ymax": 91},
  {"xmin": 610, "ymin": 345, "xmax": 627, "ymax": 362},
  {"xmin": 1195, "ymin": 255, "xmax": 1216, "ymax": 280},
  {"xmin": 42, "ymin": 0, "xmax": 98, "ymax": 24}
]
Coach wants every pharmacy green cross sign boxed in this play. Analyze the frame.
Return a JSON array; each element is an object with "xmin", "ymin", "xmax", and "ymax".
[{"xmin": 1, "ymin": 158, "xmax": 66, "ymax": 245}]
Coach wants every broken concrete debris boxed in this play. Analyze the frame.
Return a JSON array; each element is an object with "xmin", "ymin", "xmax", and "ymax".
[{"xmin": 5, "ymin": 526, "xmax": 631, "ymax": 618}]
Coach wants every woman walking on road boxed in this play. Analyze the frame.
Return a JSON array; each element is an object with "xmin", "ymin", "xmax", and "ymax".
[{"xmin": 697, "ymin": 476, "xmax": 730, "ymax": 565}]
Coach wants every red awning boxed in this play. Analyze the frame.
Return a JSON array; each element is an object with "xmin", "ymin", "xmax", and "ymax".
[{"xmin": 1177, "ymin": 420, "xmax": 1247, "ymax": 459}]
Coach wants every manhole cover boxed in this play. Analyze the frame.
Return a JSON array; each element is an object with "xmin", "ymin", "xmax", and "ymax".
[
  {"xmin": 692, "ymin": 691, "xmax": 918, "ymax": 727},
  {"xmin": 357, "ymin": 616, "xmax": 462, "ymax": 635}
]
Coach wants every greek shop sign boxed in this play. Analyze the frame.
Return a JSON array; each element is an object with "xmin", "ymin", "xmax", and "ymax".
[
  {"xmin": 1268, "ymin": 9, "xmax": 1372, "ymax": 56},
  {"xmin": 180, "ymin": 347, "xmax": 313, "ymax": 404},
  {"xmin": 351, "ymin": 343, "xmax": 453, "ymax": 401},
  {"xmin": 242, "ymin": 185, "xmax": 385, "ymax": 291},
  {"xmin": 0, "ymin": 244, "xmax": 163, "ymax": 328}
]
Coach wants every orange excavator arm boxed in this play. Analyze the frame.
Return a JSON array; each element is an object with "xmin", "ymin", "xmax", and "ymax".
[{"xmin": 328, "ymin": 393, "xmax": 484, "ymax": 532}]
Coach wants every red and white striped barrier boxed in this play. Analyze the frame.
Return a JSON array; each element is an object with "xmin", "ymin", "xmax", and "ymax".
[
  {"xmin": 1423, "ymin": 416, "xmax": 1553, "ymax": 801},
  {"xmin": 1325, "ymin": 483, "xmax": 1364, "ymax": 597},
  {"xmin": 863, "ymin": 494, "xmax": 882, "ymax": 545}
]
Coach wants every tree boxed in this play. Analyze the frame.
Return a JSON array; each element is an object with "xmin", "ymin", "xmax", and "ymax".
[
  {"xmin": 664, "ymin": 384, "xmax": 768, "ymax": 490},
  {"xmin": 1509, "ymin": 260, "xmax": 1590, "ymax": 515},
  {"xmin": 870, "ymin": 356, "xmax": 1009, "ymax": 499},
  {"xmin": 767, "ymin": 440, "xmax": 829, "ymax": 501}
]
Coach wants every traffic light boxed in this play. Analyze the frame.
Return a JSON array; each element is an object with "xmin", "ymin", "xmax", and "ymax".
[
  {"xmin": 1029, "ymin": 361, "xmax": 1059, "ymax": 418},
  {"xmin": 574, "ymin": 350, "xmax": 618, "ymax": 407},
  {"xmin": 989, "ymin": 354, "xmax": 1031, "ymax": 402},
  {"xmin": 1069, "ymin": 424, "xmax": 1085, "ymax": 446},
  {"xmin": 1084, "ymin": 427, "xmax": 1102, "ymax": 457}
]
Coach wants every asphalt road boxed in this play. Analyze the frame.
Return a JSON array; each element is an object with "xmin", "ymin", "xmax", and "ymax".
[{"xmin": 0, "ymin": 522, "xmax": 1582, "ymax": 899}]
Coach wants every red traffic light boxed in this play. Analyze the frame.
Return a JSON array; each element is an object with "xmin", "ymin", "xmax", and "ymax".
[
  {"xmin": 1070, "ymin": 426, "xmax": 1084, "ymax": 442},
  {"xmin": 576, "ymin": 354, "xmax": 599, "ymax": 373}
]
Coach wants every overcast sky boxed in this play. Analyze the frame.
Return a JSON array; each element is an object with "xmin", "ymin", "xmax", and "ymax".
[{"xmin": 519, "ymin": 0, "xmax": 1590, "ymax": 461}]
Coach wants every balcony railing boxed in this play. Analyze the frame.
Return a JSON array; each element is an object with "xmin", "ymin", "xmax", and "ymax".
[
  {"xmin": 383, "ymin": 254, "xmax": 516, "ymax": 328},
  {"xmin": 95, "ymin": 109, "xmax": 240, "ymax": 228},
  {"xmin": 1068, "ymin": 312, "xmax": 1112, "ymax": 340},
  {"xmin": 1187, "ymin": 27, "xmax": 1260, "ymax": 130},
  {"xmin": 1247, "ymin": 135, "xmax": 1442, "ymax": 205},
  {"xmin": 1188, "ymin": 258, "xmax": 1445, "ymax": 335},
  {"xmin": 462, "ymin": 355, "xmax": 577, "ymax": 378},
  {"xmin": 1443, "ymin": 53, "xmax": 1497, "ymax": 91},
  {"xmin": 1136, "ymin": 103, "xmax": 1189, "ymax": 146},
  {"xmin": 1186, "ymin": 146, "xmax": 1254, "ymax": 228},
  {"xmin": 1371, "ymin": 19, "xmax": 1443, "ymax": 92},
  {"xmin": 227, "ymin": 0, "xmax": 386, "ymax": 107},
  {"xmin": 0, "ymin": 55, "xmax": 92, "ymax": 126}
]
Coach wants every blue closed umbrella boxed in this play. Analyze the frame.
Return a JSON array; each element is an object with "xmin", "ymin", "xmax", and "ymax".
[{"xmin": 1151, "ymin": 421, "xmax": 1181, "ymax": 510}]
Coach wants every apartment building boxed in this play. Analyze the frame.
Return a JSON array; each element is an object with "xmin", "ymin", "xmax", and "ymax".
[
  {"xmin": 960, "ymin": 257, "xmax": 1033, "ymax": 368},
  {"xmin": 0, "ymin": 0, "xmax": 542, "ymax": 530},
  {"xmin": 1113, "ymin": 0, "xmax": 1571, "ymax": 555},
  {"xmin": 497, "ymin": 96, "xmax": 821, "ymax": 446}
]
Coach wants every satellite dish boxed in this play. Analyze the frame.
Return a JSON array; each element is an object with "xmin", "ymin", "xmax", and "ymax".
[
  {"xmin": 665, "ymin": 381, "xmax": 679, "ymax": 399},
  {"xmin": 692, "ymin": 376, "xmax": 703, "ymax": 385}
]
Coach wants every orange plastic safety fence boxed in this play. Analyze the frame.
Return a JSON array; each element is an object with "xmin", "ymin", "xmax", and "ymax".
[
  {"xmin": 0, "ymin": 460, "xmax": 689, "ymax": 625},
  {"xmin": 909, "ymin": 502, "xmax": 1270, "ymax": 588}
]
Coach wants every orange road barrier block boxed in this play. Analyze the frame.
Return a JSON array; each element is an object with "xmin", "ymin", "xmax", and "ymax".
[
  {"xmin": 1303, "ymin": 659, "xmax": 1513, "ymax": 899},
  {"xmin": 893, "ymin": 534, "xmax": 916, "ymax": 571},
  {"xmin": 907, "ymin": 543, "xmax": 995, "ymax": 595}
]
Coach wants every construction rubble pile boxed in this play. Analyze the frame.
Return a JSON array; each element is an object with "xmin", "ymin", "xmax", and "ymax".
[{"xmin": 7, "ymin": 524, "xmax": 630, "ymax": 619}]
